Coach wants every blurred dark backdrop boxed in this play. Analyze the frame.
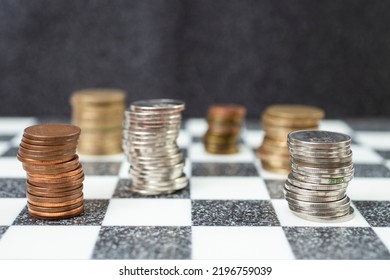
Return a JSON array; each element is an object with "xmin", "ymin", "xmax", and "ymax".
[{"xmin": 0, "ymin": 0, "xmax": 389, "ymax": 118}]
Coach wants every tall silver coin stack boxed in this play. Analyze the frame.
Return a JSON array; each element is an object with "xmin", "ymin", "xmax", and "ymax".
[
  {"xmin": 123, "ymin": 99, "xmax": 188, "ymax": 195},
  {"xmin": 285, "ymin": 130, "xmax": 354, "ymax": 222}
]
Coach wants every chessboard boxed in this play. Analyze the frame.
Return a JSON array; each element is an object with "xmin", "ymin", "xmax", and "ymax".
[{"xmin": 0, "ymin": 117, "xmax": 390, "ymax": 260}]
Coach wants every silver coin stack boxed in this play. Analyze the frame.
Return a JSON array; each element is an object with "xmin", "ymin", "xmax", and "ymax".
[
  {"xmin": 285, "ymin": 130, "xmax": 354, "ymax": 222},
  {"xmin": 122, "ymin": 99, "xmax": 188, "ymax": 195}
]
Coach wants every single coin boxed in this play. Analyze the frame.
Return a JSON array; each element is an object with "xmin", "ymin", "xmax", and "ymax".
[
  {"xmin": 264, "ymin": 104, "xmax": 325, "ymax": 119},
  {"xmin": 24, "ymin": 124, "xmax": 81, "ymax": 141},
  {"xmin": 28, "ymin": 204, "xmax": 84, "ymax": 220},
  {"xmin": 288, "ymin": 130, "xmax": 352, "ymax": 148},
  {"xmin": 130, "ymin": 99, "xmax": 185, "ymax": 112}
]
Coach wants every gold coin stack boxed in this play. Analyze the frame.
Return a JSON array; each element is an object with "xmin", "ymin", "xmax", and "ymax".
[
  {"xmin": 17, "ymin": 124, "xmax": 84, "ymax": 220},
  {"xmin": 257, "ymin": 104, "xmax": 325, "ymax": 174},
  {"xmin": 70, "ymin": 88, "xmax": 126, "ymax": 155},
  {"xmin": 204, "ymin": 104, "xmax": 246, "ymax": 154}
]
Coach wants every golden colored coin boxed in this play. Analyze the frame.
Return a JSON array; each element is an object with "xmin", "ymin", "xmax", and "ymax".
[
  {"xmin": 264, "ymin": 104, "xmax": 325, "ymax": 119},
  {"xmin": 70, "ymin": 88, "xmax": 126, "ymax": 104}
]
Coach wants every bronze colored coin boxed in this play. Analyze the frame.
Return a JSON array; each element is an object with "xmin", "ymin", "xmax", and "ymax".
[
  {"xmin": 27, "ymin": 192, "xmax": 84, "ymax": 206},
  {"xmin": 28, "ymin": 170, "xmax": 84, "ymax": 185},
  {"xmin": 22, "ymin": 155, "xmax": 80, "ymax": 173},
  {"xmin": 207, "ymin": 124, "xmax": 242, "ymax": 135},
  {"xmin": 206, "ymin": 117, "xmax": 243, "ymax": 125},
  {"xmin": 18, "ymin": 149, "xmax": 76, "ymax": 162},
  {"xmin": 264, "ymin": 104, "xmax": 325, "ymax": 120},
  {"xmin": 27, "ymin": 184, "xmax": 83, "ymax": 197},
  {"xmin": 28, "ymin": 204, "xmax": 84, "ymax": 220},
  {"xmin": 71, "ymin": 88, "xmax": 126, "ymax": 104},
  {"xmin": 24, "ymin": 124, "xmax": 81, "ymax": 141},
  {"xmin": 17, "ymin": 152, "xmax": 75, "ymax": 165},
  {"xmin": 27, "ymin": 175, "xmax": 84, "ymax": 189},
  {"xmin": 28, "ymin": 200, "xmax": 84, "ymax": 213},
  {"xmin": 28, "ymin": 164, "xmax": 83, "ymax": 180},
  {"xmin": 23, "ymin": 155, "xmax": 80, "ymax": 170},
  {"xmin": 20, "ymin": 139, "xmax": 77, "ymax": 152},
  {"xmin": 18, "ymin": 145, "xmax": 76, "ymax": 157},
  {"xmin": 21, "ymin": 135, "xmax": 79, "ymax": 147},
  {"xmin": 208, "ymin": 104, "xmax": 246, "ymax": 119}
]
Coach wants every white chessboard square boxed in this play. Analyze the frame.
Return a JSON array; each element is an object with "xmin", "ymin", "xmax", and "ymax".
[
  {"xmin": 185, "ymin": 118, "xmax": 207, "ymax": 137},
  {"xmin": 190, "ymin": 177, "xmax": 269, "ymax": 200},
  {"xmin": 118, "ymin": 160, "xmax": 131, "ymax": 178},
  {"xmin": 0, "ymin": 199, "xmax": 26, "ymax": 225},
  {"xmin": 243, "ymin": 130, "xmax": 264, "ymax": 149},
  {"xmin": 192, "ymin": 226, "xmax": 294, "ymax": 260},
  {"xmin": 0, "ymin": 118, "xmax": 37, "ymax": 134},
  {"xmin": 0, "ymin": 226, "xmax": 100, "ymax": 259},
  {"xmin": 103, "ymin": 198, "xmax": 191, "ymax": 226},
  {"xmin": 0, "ymin": 158, "xmax": 26, "ymax": 178},
  {"xmin": 354, "ymin": 132, "xmax": 390, "ymax": 149},
  {"xmin": 189, "ymin": 143, "xmax": 255, "ymax": 162},
  {"xmin": 0, "ymin": 143, "xmax": 9, "ymax": 156},
  {"xmin": 319, "ymin": 120, "xmax": 353, "ymax": 135},
  {"xmin": 350, "ymin": 144, "xmax": 383, "ymax": 164},
  {"xmin": 373, "ymin": 227, "xmax": 390, "ymax": 253},
  {"xmin": 177, "ymin": 130, "xmax": 191, "ymax": 148},
  {"xmin": 271, "ymin": 199, "xmax": 369, "ymax": 227},
  {"xmin": 82, "ymin": 176, "xmax": 118, "ymax": 199},
  {"xmin": 348, "ymin": 178, "xmax": 390, "ymax": 201}
]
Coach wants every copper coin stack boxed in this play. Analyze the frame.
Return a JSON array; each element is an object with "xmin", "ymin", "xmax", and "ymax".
[
  {"xmin": 17, "ymin": 124, "xmax": 84, "ymax": 220},
  {"xmin": 70, "ymin": 88, "xmax": 126, "ymax": 155},
  {"xmin": 203, "ymin": 104, "xmax": 246, "ymax": 154},
  {"xmin": 257, "ymin": 104, "xmax": 325, "ymax": 174}
]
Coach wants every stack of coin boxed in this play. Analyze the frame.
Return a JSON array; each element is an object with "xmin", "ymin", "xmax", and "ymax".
[
  {"xmin": 203, "ymin": 104, "xmax": 246, "ymax": 154},
  {"xmin": 17, "ymin": 124, "xmax": 84, "ymax": 220},
  {"xmin": 70, "ymin": 88, "xmax": 126, "ymax": 155},
  {"xmin": 257, "ymin": 104, "xmax": 324, "ymax": 174},
  {"xmin": 284, "ymin": 130, "xmax": 354, "ymax": 222},
  {"xmin": 123, "ymin": 99, "xmax": 188, "ymax": 195}
]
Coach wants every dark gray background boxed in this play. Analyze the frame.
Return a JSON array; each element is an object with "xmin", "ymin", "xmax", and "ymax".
[{"xmin": 0, "ymin": 0, "xmax": 389, "ymax": 118}]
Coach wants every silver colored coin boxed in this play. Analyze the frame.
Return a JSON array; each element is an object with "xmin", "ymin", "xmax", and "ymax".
[
  {"xmin": 287, "ymin": 173, "xmax": 350, "ymax": 188},
  {"xmin": 284, "ymin": 187, "xmax": 346, "ymax": 203},
  {"xmin": 130, "ymin": 99, "xmax": 185, "ymax": 112},
  {"xmin": 290, "ymin": 152, "xmax": 352, "ymax": 164},
  {"xmin": 288, "ymin": 130, "xmax": 352, "ymax": 148},
  {"xmin": 291, "ymin": 163, "xmax": 354, "ymax": 175},
  {"xmin": 285, "ymin": 179, "xmax": 347, "ymax": 194},
  {"xmin": 290, "ymin": 207, "xmax": 354, "ymax": 223},
  {"xmin": 290, "ymin": 171, "xmax": 353, "ymax": 185},
  {"xmin": 285, "ymin": 195, "xmax": 350, "ymax": 209},
  {"xmin": 287, "ymin": 146, "xmax": 351, "ymax": 157}
]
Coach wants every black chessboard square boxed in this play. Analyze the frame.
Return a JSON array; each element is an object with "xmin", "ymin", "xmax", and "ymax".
[
  {"xmin": 375, "ymin": 150, "xmax": 390, "ymax": 160},
  {"xmin": 92, "ymin": 226, "xmax": 191, "ymax": 259},
  {"xmin": 192, "ymin": 200, "xmax": 280, "ymax": 226},
  {"xmin": 81, "ymin": 162, "xmax": 122, "ymax": 176},
  {"xmin": 353, "ymin": 164, "xmax": 390, "ymax": 177},
  {"xmin": 0, "ymin": 178, "xmax": 26, "ymax": 198},
  {"xmin": 353, "ymin": 201, "xmax": 390, "ymax": 227},
  {"xmin": 192, "ymin": 162, "xmax": 259, "ymax": 177},
  {"xmin": 1, "ymin": 147, "xmax": 18, "ymax": 157},
  {"xmin": 13, "ymin": 199, "xmax": 109, "ymax": 226},
  {"xmin": 112, "ymin": 179, "xmax": 190, "ymax": 199},
  {"xmin": 0, "ymin": 135, "xmax": 16, "ymax": 142},
  {"xmin": 264, "ymin": 179, "xmax": 285, "ymax": 199},
  {"xmin": 283, "ymin": 227, "xmax": 390, "ymax": 259},
  {"xmin": 0, "ymin": 226, "xmax": 8, "ymax": 239}
]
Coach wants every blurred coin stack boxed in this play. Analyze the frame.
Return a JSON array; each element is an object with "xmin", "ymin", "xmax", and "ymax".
[
  {"xmin": 203, "ymin": 104, "xmax": 246, "ymax": 154},
  {"xmin": 123, "ymin": 99, "xmax": 188, "ymax": 195},
  {"xmin": 70, "ymin": 88, "xmax": 126, "ymax": 155},
  {"xmin": 17, "ymin": 124, "xmax": 84, "ymax": 220},
  {"xmin": 257, "ymin": 104, "xmax": 324, "ymax": 174},
  {"xmin": 285, "ymin": 130, "xmax": 354, "ymax": 222}
]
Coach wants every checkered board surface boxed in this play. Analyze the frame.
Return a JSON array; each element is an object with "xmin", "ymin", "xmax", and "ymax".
[{"xmin": 0, "ymin": 117, "xmax": 390, "ymax": 260}]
